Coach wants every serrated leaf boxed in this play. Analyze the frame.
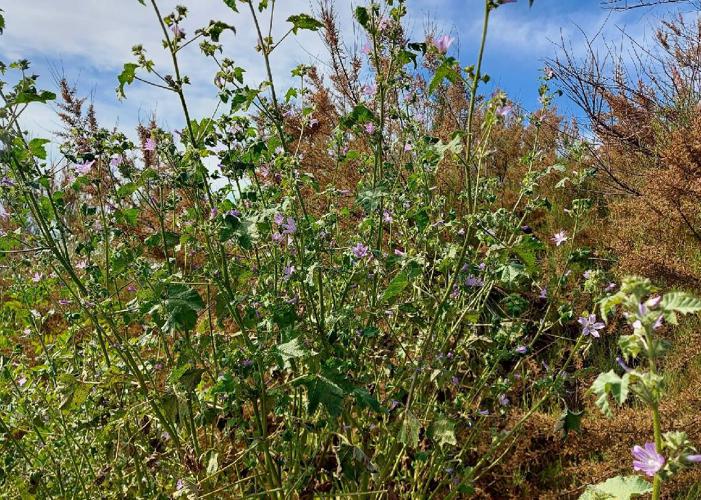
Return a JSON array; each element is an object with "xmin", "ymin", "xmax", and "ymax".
[
  {"xmin": 554, "ymin": 408, "xmax": 583, "ymax": 437},
  {"xmin": 661, "ymin": 292, "xmax": 701, "ymax": 315},
  {"xmin": 382, "ymin": 271, "xmax": 409, "ymax": 302},
  {"xmin": 340, "ymin": 103, "xmax": 374, "ymax": 129},
  {"xmin": 169, "ymin": 364, "xmax": 204, "ymax": 391},
  {"xmin": 223, "ymin": 0, "xmax": 238, "ymax": 12},
  {"xmin": 354, "ymin": 6, "xmax": 369, "ymax": 29},
  {"xmin": 117, "ymin": 63, "xmax": 138, "ymax": 99},
  {"xmin": 276, "ymin": 337, "xmax": 309, "ymax": 363},
  {"xmin": 579, "ymin": 475, "xmax": 652, "ymax": 500},
  {"xmin": 429, "ymin": 59, "xmax": 461, "ymax": 93},
  {"xmin": 429, "ymin": 415, "xmax": 456, "ymax": 448},
  {"xmin": 163, "ymin": 284, "xmax": 204, "ymax": 332},
  {"xmin": 28, "ymin": 138, "xmax": 50, "ymax": 160},
  {"xmin": 287, "ymin": 13, "xmax": 324, "ymax": 34},
  {"xmin": 301, "ymin": 375, "xmax": 344, "ymax": 417},
  {"xmin": 399, "ymin": 411, "xmax": 421, "ymax": 448},
  {"xmin": 590, "ymin": 370, "xmax": 630, "ymax": 418}
]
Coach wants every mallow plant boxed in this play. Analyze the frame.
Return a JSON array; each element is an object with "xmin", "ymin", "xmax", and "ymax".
[
  {"xmin": 582, "ymin": 277, "xmax": 701, "ymax": 500},
  {"xmin": 0, "ymin": 0, "xmax": 679, "ymax": 498}
]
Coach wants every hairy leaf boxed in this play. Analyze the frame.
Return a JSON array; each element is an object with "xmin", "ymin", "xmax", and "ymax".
[{"xmin": 579, "ymin": 475, "xmax": 652, "ymax": 500}]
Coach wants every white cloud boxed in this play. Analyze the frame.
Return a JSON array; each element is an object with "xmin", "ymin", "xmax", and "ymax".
[{"xmin": 1, "ymin": 0, "xmax": 682, "ymax": 141}]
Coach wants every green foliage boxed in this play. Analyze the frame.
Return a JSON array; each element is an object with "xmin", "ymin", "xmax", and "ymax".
[
  {"xmin": 116, "ymin": 62, "xmax": 138, "ymax": 99},
  {"xmin": 161, "ymin": 284, "xmax": 205, "ymax": 332},
  {"xmin": 579, "ymin": 475, "xmax": 652, "ymax": 500},
  {"xmin": 286, "ymin": 13, "xmax": 324, "ymax": 34},
  {"xmin": 590, "ymin": 370, "xmax": 630, "ymax": 418}
]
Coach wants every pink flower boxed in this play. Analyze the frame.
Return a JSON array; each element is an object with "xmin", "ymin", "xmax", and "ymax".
[
  {"xmin": 170, "ymin": 24, "xmax": 185, "ymax": 39},
  {"xmin": 364, "ymin": 122, "xmax": 376, "ymax": 134},
  {"xmin": 632, "ymin": 443, "xmax": 665, "ymax": 477},
  {"xmin": 110, "ymin": 156, "xmax": 124, "ymax": 168},
  {"xmin": 496, "ymin": 104, "xmax": 513, "ymax": 117},
  {"xmin": 433, "ymin": 35, "xmax": 455, "ymax": 54},
  {"xmin": 75, "ymin": 160, "xmax": 95, "ymax": 175},
  {"xmin": 404, "ymin": 143, "xmax": 413, "ymax": 152},
  {"xmin": 361, "ymin": 42, "xmax": 372, "ymax": 56},
  {"xmin": 32, "ymin": 272, "xmax": 43, "ymax": 283},
  {"xmin": 362, "ymin": 83, "xmax": 377, "ymax": 97},
  {"xmin": 551, "ymin": 231, "xmax": 568, "ymax": 246},
  {"xmin": 144, "ymin": 138, "xmax": 157, "ymax": 151}
]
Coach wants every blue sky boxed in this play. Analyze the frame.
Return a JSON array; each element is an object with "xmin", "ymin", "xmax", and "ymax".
[{"xmin": 0, "ymin": 0, "xmax": 691, "ymax": 145}]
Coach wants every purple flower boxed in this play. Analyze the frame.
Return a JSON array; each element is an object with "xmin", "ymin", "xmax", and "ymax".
[
  {"xmin": 274, "ymin": 213, "xmax": 285, "ymax": 225},
  {"xmin": 271, "ymin": 232, "xmax": 283, "ymax": 243},
  {"xmin": 451, "ymin": 376, "xmax": 459, "ymax": 385},
  {"xmin": 450, "ymin": 285, "xmax": 460, "ymax": 299},
  {"xmin": 352, "ymin": 242, "xmax": 369, "ymax": 259},
  {"xmin": 646, "ymin": 295, "xmax": 662, "ymax": 309},
  {"xmin": 583, "ymin": 270, "xmax": 593, "ymax": 280},
  {"xmin": 520, "ymin": 225, "xmax": 532, "ymax": 234},
  {"xmin": 478, "ymin": 409, "xmax": 490, "ymax": 416},
  {"xmin": 75, "ymin": 160, "xmax": 95, "ymax": 175},
  {"xmin": 551, "ymin": 230, "xmax": 568, "ymax": 246},
  {"xmin": 110, "ymin": 156, "xmax": 124, "ymax": 168},
  {"xmin": 498, "ymin": 394, "xmax": 510, "ymax": 406},
  {"xmin": 394, "ymin": 248, "xmax": 406, "ymax": 257},
  {"xmin": 685, "ymin": 454, "xmax": 701, "ymax": 464},
  {"xmin": 653, "ymin": 315, "xmax": 664, "ymax": 330},
  {"xmin": 515, "ymin": 345, "xmax": 528, "ymax": 354},
  {"xmin": 539, "ymin": 287, "xmax": 548, "ymax": 299},
  {"xmin": 617, "ymin": 356, "xmax": 632, "ymax": 373},
  {"xmin": 0, "ymin": 177, "xmax": 15, "ymax": 187},
  {"xmin": 361, "ymin": 42, "xmax": 372, "ymax": 56},
  {"xmin": 144, "ymin": 138, "xmax": 157, "ymax": 151},
  {"xmin": 383, "ymin": 210, "xmax": 393, "ymax": 224},
  {"xmin": 283, "ymin": 265, "xmax": 295, "ymax": 281},
  {"xmin": 282, "ymin": 217, "xmax": 297, "ymax": 235},
  {"xmin": 364, "ymin": 122, "xmax": 376, "ymax": 134},
  {"xmin": 496, "ymin": 104, "xmax": 513, "ymax": 118},
  {"xmin": 578, "ymin": 314, "xmax": 605, "ymax": 338},
  {"xmin": 226, "ymin": 209, "xmax": 241, "ymax": 219},
  {"xmin": 209, "ymin": 207, "xmax": 218, "ymax": 219},
  {"xmin": 632, "ymin": 443, "xmax": 665, "ymax": 477},
  {"xmin": 404, "ymin": 143, "xmax": 413, "ymax": 152},
  {"xmin": 171, "ymin": 24, "xmax": 185, "ymax": 39},
  {"xmin": 59, "ymin": 299, "xmax": 71, "ymax": 306},
  {"xmin": 241, "ymin": 359, "xmax": 254, "ymax": 368},
  {"xmin": 32, "ymin": 272, "xmax": 43, "ymax": 283},
  {"xmin": 433, "ymin": 35, "xmax": 455, "ymax": 54},
  {"xmin": 465, "ymin": 275, "xmax": 483, "ymax": 287}
]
